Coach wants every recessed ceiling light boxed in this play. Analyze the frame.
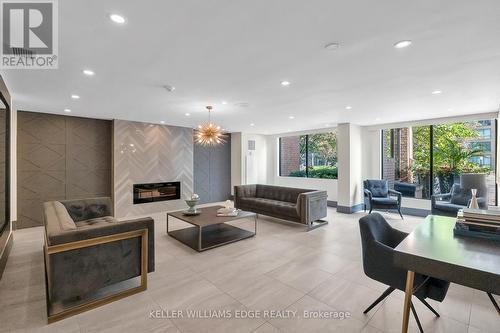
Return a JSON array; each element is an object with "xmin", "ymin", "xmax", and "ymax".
[
  {"xmin": 324, "ymin": 42, "xmax": 340, "ymax": 51},
  {"xmin": 185, "ymin": 113, "xmax": 190, "ymax": 116},
  {"xmin": 431, "ymin": 90, "xmax": 442, "ymax": 95},
  {"xmin": 250, "ymin": 123, "xmax": 255, "ymax": 126},
  {"xmin": 71, "ymin": 94, "xmax": 80, "ymax": 99},
  {"xmin": 109, "ymin": 14, "xmax": 125, "ymax": 24},
  {"xmin": 64, "ymin": 108, "xmax": 71, "ymax": 113},
  {"xmin": 394, "ymin": 40, "xmax": 412, "ymax": 49},
  {"xmin": 288, "ymin": 116, "xmax": 295, "ymax": 119},
  {"xmin": 345, "ymin": 105, "xmax": 352, "ymax": 110},
  {"xmin": 281, "ymin": 81, "xmax": 291, "ymax": 86},
  {"xmin": 160, "ymin": 121, "xmax": 165, "ymax": 124},
  {"xmin": 221, "ymin": 101, "xmax": 228, "ymax": 105},
  {"xmin": 82, "ymin": 69, "xmax": 95, "ymax": 76}
]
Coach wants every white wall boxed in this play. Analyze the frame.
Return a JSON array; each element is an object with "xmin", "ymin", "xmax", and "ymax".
[
  {"xmin": 336, "ymin": 124, "xmax": 350, "ymax": 206},
  {"xmin": 361, "ymin": 129, "xmax": 381, "ymax": 180},
  {"xmin": 241, "ymin": 133, "xmax": 269, "ymax": 185},
  {"xmin": 231, "ymin": 133, "xmax": 270, "ymax": 193},
  {"xmin": 350, "ymin": 124, "xmax": 363, "ymax": 206},
  {"xmin": 230, "ymin": 133, "xmax": 242, "ymax": 195},
  {"xmin": 337, "ymin": 123, "xmax": 363, "ymax": 208}
]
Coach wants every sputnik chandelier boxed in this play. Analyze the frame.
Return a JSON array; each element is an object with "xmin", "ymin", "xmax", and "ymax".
[{"xmin": 194, "ymin": 106, "xmax": 226, "ymax": 146}]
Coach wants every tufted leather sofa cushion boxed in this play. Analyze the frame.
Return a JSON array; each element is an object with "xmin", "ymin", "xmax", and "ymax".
[
  {"xmin": 239, "ymin": 197, "xmax": 298, "ymax": 219},
  {"xmin": 75, "ymin": 216, "xmax": 118, "ymax": 228},
  {"xmin": 255, "ymin": 184, "xmax": 312, "ymax": 203},
  {"xmin": 60, "ymin": 197, "xmax": 113, "ymax": 222}
]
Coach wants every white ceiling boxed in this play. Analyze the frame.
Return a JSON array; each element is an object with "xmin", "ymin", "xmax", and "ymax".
[{"xmin": 3, "ymin": 0, "xmax": 500, "ymax": 134}]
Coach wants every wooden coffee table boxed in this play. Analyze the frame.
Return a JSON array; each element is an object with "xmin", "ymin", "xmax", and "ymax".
[{"xmin": 166, "ymin": 206, "xmax": 257, "ymax": 252}]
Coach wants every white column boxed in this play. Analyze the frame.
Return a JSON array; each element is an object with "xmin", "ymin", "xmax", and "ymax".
[{"xmin": 337, "ymin": 123, "xmax": 364, "ymax": 212}]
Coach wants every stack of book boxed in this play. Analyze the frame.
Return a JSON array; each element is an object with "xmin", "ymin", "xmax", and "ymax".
[{"xmin": 455, "ymin": 208, "xmax": 500, "ymax": 241}]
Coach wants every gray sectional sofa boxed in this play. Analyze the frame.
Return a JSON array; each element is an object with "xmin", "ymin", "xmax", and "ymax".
[
  {"xmin": 234, "ymin": 184, "xmax": 328, "ymax": 230},
  {"xmin": 43, "ymin": 197, "xmax": 154, "ymax": 323}
]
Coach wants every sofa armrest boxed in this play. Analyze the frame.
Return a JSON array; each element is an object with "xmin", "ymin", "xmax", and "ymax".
[
  {"xmin": 45, "ymin": 217, "xmax": 155, "ymax": 302},
  {"xmin": 234, "ymin": 185, "xmax": 257, "ymax": 208},
  {"xmin": 47, "ymin": 217, "xmax": 154, "ymax": 246},
  {"xmin": 388, "ymin": 189, "xmax": 402, "ymax": 205},
  {"xmin": 364, "ymin": 189, "xmax": 373, "ymax": 201},
  {"xmin": 59, "ymin": 197, "xmax": 113, "ymax": 222},
  {"xmin": 297, "ymin": 190, "xmax": 328, "ymax": 225},
  {"xmin": 47, "ymin": 216, "xmax": 155, "ymax": 272}
]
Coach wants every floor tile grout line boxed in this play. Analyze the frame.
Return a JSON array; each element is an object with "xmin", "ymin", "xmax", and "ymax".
[
  {"xmin": 3, "ymin": 209, "xmax": 497, "ymax": 332},
  {"xmin": 147, "ymin": 287, "xmax": 184, "ymax": 333}
]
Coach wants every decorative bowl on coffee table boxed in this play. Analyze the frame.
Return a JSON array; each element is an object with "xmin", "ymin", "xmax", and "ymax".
[{"xmin": 183, "ymin": 199, "xmax": 200, "ymax": 216}]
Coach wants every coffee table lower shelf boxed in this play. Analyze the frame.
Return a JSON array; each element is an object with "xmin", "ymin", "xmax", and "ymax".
[
  {"xmin": 168, "ymin": 222, "xmax": 256, "ymax": 252},
  {"xmin": 167, "ymin": 206, "xmax": 257, "ymax": 252}
]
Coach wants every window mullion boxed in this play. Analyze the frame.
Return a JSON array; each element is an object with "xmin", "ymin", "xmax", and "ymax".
[
  {"xmin": 305, "ymin": 135, "xmax": 309, "ymax": 178},
  {"xmin": 429, "ymin": 125, "xmax": 434, "ymax": 196}
]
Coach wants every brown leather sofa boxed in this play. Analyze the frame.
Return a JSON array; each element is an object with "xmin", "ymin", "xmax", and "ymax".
[
  {"xmin": 234, "ymin": 184, "xmax": 328, "ymax": 230},
  {"xmin": 43, "ymin": 197, "xmax": 154, "ymax": 323}
]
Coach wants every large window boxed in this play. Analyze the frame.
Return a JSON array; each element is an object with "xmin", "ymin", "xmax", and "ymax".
[
  {"xmin": 279, "ymin": 132, "xmax": 337, "ymax": 179},
  {"xmin": 382, "ymin": 119, "xmax": 497, "ymax": 205}
]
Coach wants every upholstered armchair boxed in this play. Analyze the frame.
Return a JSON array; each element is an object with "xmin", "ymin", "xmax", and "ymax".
[
  {"xmin": 363, "ymin": 179, "xmax": 403, "ymax": 219},
  {"xmin": 43, "ymin": 197, "xmax": 155, "ymax": 323},
  {"xmin": 431, "ymin": 173, "xmax": 488, "ymax": 217}
]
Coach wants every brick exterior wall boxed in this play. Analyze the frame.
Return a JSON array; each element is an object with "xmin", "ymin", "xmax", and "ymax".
[
  {"xmin": 399, "ymin": 127, "xmax": 411, "ymax": 182},
  {"xmin": 382, "ymin": 128, "xmax": 412, "ymax": 189},
  {"xmin": 280, "ymin": 136, "xmax": 301, "ymax": 176},
  {"xmin": 382, "ymin": 130, "xmax": 396, "ymax": 188}
]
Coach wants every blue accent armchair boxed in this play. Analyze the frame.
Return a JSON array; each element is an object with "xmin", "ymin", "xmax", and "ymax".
[
  {"xmin": 431, "ymin": 173, "xmax": 488, "ymax": 217},
  {"xmin": 364, "ymin": 179, "xmax": 403, "ymax": 219}
]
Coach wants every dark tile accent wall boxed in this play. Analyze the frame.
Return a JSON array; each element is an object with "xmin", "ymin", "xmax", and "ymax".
[
  {"xmin": 193, "ymin": 136, "xmax": 231, "ymax": 204},
  {"xmin": 17, "ymin": 111, "xmax": 112, "ymax": 228}
]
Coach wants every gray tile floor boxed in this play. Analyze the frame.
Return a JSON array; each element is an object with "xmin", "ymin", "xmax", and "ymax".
[{"xmin": 1, "ymin": 207, "xmax": 499, "ymax": 332}]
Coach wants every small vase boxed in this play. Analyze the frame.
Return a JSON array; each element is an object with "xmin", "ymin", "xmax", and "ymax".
[
  {"xmin": 185, "ymin": 199, "xmax": 199, "ymax": 213},
  {"xmin": 469, "ymin": 189, "xmax": 479, "ymax": 209}
]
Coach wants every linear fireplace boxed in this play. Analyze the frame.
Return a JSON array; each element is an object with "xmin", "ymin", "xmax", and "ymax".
[{"xmin": 133, "ymin": 181, "xmax": 181, "ymax": 204}]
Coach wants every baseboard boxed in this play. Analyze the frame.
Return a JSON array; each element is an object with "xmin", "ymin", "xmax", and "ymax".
[
  {"xmin": 401, "ymin": 207, "xmax": 430, "ymax": 217},
  {"xmin": 0, "ymin": 231, "xmax": 13, "ymax": 280},
  {"xmin": 337, "ymin": 203, "xmax": 364, "ymax": 214},
  {"xmin": 327, "ymin": 200, "xmax": 337, "ymax": 207}
]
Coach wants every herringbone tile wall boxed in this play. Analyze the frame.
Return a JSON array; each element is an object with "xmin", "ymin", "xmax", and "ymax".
[{"xmin": 113, "ymin": 120, "xmax": 193, "ymax": 218}]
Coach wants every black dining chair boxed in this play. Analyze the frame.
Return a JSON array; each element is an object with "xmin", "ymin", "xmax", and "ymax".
[{"xmin": 359, "ymin": 213, "xmax": 450, "ymax": 333}]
